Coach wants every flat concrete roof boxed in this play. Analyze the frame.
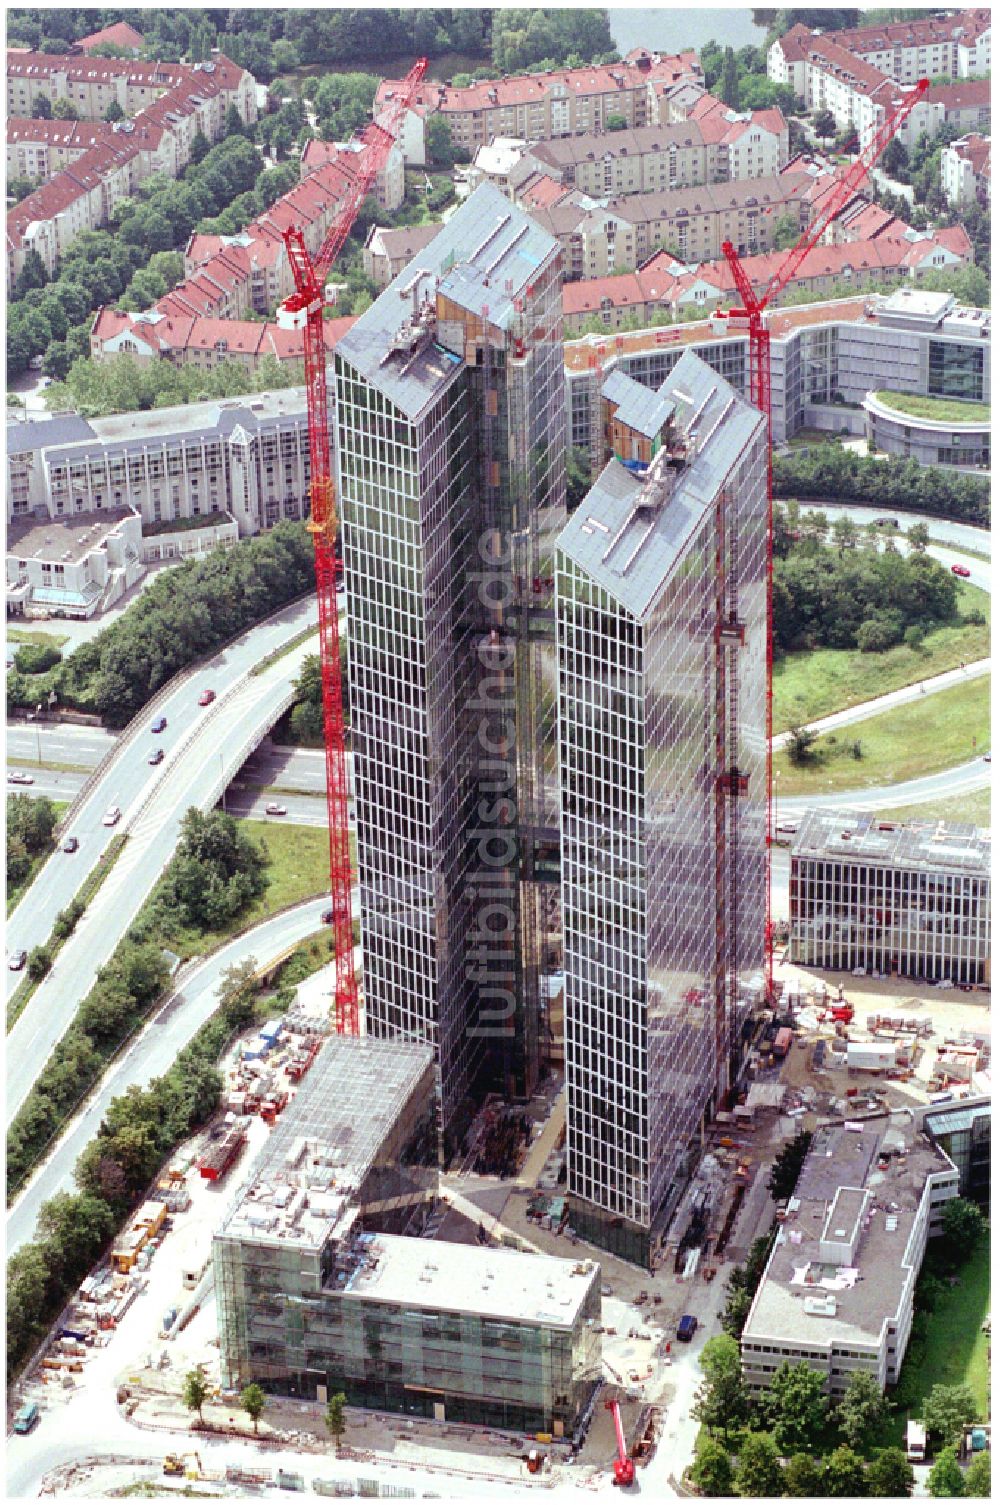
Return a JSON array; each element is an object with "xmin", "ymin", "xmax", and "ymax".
[
  {"xmin": 7, "ymin": 508, "xmax": 135, "ymax": 563},
  {"xmin": 792, "ymin": 807, "xmax": 990, "ymax": 879},
  {"xmin": 343, "ymin": 1232, "xmax": 599, "ymax": 1329},
  {"xmin": 744, "ymin": 1120, "xmax": 954, "ymax": 1351}
]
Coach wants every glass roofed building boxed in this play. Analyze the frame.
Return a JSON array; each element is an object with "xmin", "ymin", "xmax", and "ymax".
[{"xmin": 555, "ymin": 349, "xmax": 769, "ymax": 1267}]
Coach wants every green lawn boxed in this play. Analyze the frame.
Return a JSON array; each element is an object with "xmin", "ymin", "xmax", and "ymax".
[
  {"xmin": 872, "ymin": 390, "xmax": 991, "ymax": 424},
  {"xmin": 871, "ymin": 1237, "xmax": 991, "ymax": 1451},
  {"xmin": 7, "ymin": 627, "xmax": 70, "ymax": 649},
  {"xmin": 875, "ymin": 788, "xmax": 991, "ymax": 829},
  {"xmin": 774, "ymin": 582, "xmax": 990, "ymax": 732},
  {"xmin": 777, "ymin": 676, "xmax": 990, "ymax": 795},
  {"xmin": 163, "ymin": 818, "xmax": 336, "ymax": 959}
]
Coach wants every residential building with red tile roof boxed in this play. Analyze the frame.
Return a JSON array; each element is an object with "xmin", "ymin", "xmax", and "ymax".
[
  {"xmin": 941, "ymin": 133, "xmax": 991, "ymax": 207},
  {"xmin": 6, "ymin": 48, "xmax": 257, "ymax": 290},
  {"xmin": 75, "ymin": 21, "xmax": 146, "ymax": 57},
  {"xmin": 375, "ymin": 50, "xmax": 704, "ymax": 156},
  {"xmin": 300, "ymin": 136, "xmax": 404, "ymax": 210},
  {"xmin": 90, "ymin": 307, "xmax": 355, "ymax": 373},
  {"xmin": 7, "ymin": 114, "xmax": 176, "ymax": 182}
]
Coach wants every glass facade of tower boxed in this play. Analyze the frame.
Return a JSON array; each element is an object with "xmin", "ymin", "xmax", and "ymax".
[
  {"xmin": 334, "ymin": 187, "xmax": 567, "ymax": 1152},
  {"xmin": 556, "ymin": 354, "xmax": 768, "ymax": 1267}
]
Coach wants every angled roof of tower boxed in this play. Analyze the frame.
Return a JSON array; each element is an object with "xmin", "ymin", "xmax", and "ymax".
[
  {"xmin": 335, "ymin": 183, "xmax": 560, "ymax": 422},
  {"xmin": 556, "ymin": 349, "xmax": 763, "ymax": 619}
]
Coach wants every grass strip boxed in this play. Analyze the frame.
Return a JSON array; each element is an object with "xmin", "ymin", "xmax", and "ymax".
[
  {"xmin": 773, "ymin": 581, "xmax": 989, "ymax": 732},
  {"xmin": 776, "ymin": 675, "xmax": 990, "ymax": 795},
  {"xmin": 7, "ymin": 834, "xmax": 129, "ymax": 1034},
  {"xmin": 249, "ymin": 623, "xmax": 318, "ymax": 678},
  {"xmin": 874, "ymin": 788, "xmax": 991, "ymax": 829},
  {"xmin": 7, "ymin": 756, "xmax": 91, "ymax": 775}
]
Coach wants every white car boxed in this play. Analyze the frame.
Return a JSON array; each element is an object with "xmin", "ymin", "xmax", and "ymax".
[
  {"xmin": 103, "ymin": 805, "xmax": 122, "ymax": 826},
  {"xmin": 7, "ymin": 770, "xmax": 34, "ymax": 785},
  {"xmin": 264, "ymin": 802, "xmax": 287, "ymax": 816}
]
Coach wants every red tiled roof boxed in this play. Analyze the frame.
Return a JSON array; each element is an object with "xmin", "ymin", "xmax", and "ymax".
[
  {"xmin": 689, "ymin": 94, "xmax": 786, "ymax": 146},
  {"xmin": 77, "ymin": 21, "xmax": 146, "ymax": 53},
  {"xmin": 838, "ymin": 8, "xmax": 991, "ymax": 53},
  {"xmin": 92, "ymin": 307, "xmax": 358, "ymax": 363},
  {"xmin": 518, "ymin": 172, "xmax": 572, "ymax": 210},
  {"xmin": 927, "ymin": 79, "xmax": 991, "ymax": 111}
]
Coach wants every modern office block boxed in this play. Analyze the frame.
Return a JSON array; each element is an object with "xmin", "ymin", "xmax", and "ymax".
[
  {"xmin": 789, "ymin": 808, "xmax": 991, "ymax": 986},
  {"xmin": 334, "ymin": 184, "xmax": 566, "ymax": 1150},
  {"xmin": 214, "ymin": 1034, "xmax": 601, "ymax": 1434},
  {"xmin": 555, "ymin": 349, "xmax": 768, "ymax": 1267}
]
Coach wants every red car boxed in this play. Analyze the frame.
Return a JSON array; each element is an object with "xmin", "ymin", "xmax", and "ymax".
[
  {"xmin": 950, "ymin": 564, "xmax": 971, "ymax": 577},
  {"xmin": 198, "ymin": 688, "xmax": 216, "ymax": 706}
]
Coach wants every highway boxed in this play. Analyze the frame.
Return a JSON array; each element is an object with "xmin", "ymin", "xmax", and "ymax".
[
  {"xmin": 4, "ymin": 595, "xmax": 317, "ymax": 999},
  {"xmin": 6, "ymin": 622, "xmax": 319, "ymax": 1124},
  {"xmin": 6, "ymin": 898, "xmax": 332, "ymax": 1259}
]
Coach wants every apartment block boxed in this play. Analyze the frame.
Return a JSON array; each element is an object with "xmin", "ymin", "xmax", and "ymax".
[
  {"xmin": 300, "ymin": 136, "xmax": 405, "ymax": 213},
  {"xmin": 564, "ymin": 285, "xmax": 990, "ymax": 466},
  {"xmin": 334, "ymin": 185, "xmax": 566, "ymax": 1151},
  {"xmin": 376, "ymin": 50, "xmax": 704, "ymax": 156},
  {"xmin": 898, "ymin": 78, "xmax": 991, "ymax": 149},
  {"xmin": 742, "ymin": 1122, "xmax": 960, "ymax": 1396},
  {"xmin": 7, "ymin": 115, "xmax": 177, "ymax": 180},
  {"xmin": 789, "ymin": 808, "xmax": 991, "ymax": 987},
  {"xmin": 7, "ymin": 507, "xmax": 144, "ymax": 618},
  {"xmin": 941, "ymin": 133, "xmax": 991, "ymax": 207},
  {"xmin": 555, "ymin": 350, "xmax": 768, "ymax": 1266},
  {"xmin": 362, "ymin": 222, "xmax": 444, "ymax": 290},
  {"xmin": 6, "ymin": 49, "xmax": 257, "ymax": 289}
]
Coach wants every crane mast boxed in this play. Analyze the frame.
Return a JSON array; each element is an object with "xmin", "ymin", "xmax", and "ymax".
[
  {"xmin": 278, "ymin": 60, "xmax": 428, "ymax": 1036},
  {"xmin": 720, "ymin": 77, "xmax": 928, "ymax": 1002}
]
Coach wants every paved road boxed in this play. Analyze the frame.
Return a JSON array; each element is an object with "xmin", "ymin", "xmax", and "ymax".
[
  {"xmin": 813, "ymin": 503, "xmax": 990, "ymax": 558},
  {"xmin": 6, "ymin": 626, "xmax": 319, "ymax": 1124},
  {"xmin": 6, "ymin": 899, "xmax": 331, "ymax": 1259},
  {"xmin": 777, "ymin": 757, "xmax": 990, "ymax": 819},
  {"xmin": 4, "ymin": 596, "xmax": 317, "ymax": 1000},
  {"xmin": 7, "ymin": 722, "xmax": 116, "ymax": 768}
]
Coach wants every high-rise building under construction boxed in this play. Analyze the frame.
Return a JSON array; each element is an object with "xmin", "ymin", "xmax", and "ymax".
[
  {"xmin": 334, "ymin": 185, "xmax": 565, "ymax": 1151},
  {"xmin": 554, "ymin": 350, "xmax": 769, "ymax": 1267}
]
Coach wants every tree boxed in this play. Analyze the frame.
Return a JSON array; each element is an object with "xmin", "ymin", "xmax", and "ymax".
[
  {"xmin": 823, "ymin": 1445, "xmax": 868, "ymax": 1497},
  {"xmin": 964, "ymin": 1453, "xmax": 990, "ymax": 1498},
  {"xmin": 52, "ymin": 98, "xmax": 79, "ymax": 120},
  {"xmin": 831, "ymin": 515, "xmax": 858, "ymax": 553},
  {"xmin": 939, "ymin": 1198, "xmax": 987, "ymax": 1263},
  {"xmin": 815, "ymin": 109, "xmax": 838, "ymax": 144},
  {"xmin": 838, "ymin": 1371, "xmax": 888, "ymax": 1450},
  {"xmin": 224, "ymin": 102, "xmax": 245, "ymax": 139},
  {"xmin": 566, "ymin": 445, "xmax": 591, "ymax": 511},
  {"xmin": 720, "ymin": 47, "xmax": 741, "ymax": 109},
  {"xmin": 6, "ymin": 1243, "xmax": 50, "ymax": 1371},
  {"xmin": 325, "ymin": 1391, "xmax": 347, "ymax": 1453},
  {"xmin": 240, "ymin": 1382, "xmax": 265, "ymax": 1434},
  {"xmin": 426, "ymin": 112, "xmax": 468, "ymax": 169},
  {"xmin": 773, "ymin": 212, "xmax": 800, "ymax": 252},
  {"xmin": 923, "ymin": 1385, "xmax": 978, "ymax": 1450},
  {"xmin": 36, "ymin": 1191, "xmax": 114, "ymax": 1286},
  {"xmin": 783, "ymin": 1453, "xmax": 822, "ymax": 1496},
  {"xmin": 694, "ymin": 1334, "xmax": 748, "ymax": 1440},
  {"xmin": 928, "ymin": 1445, "xmax": 965, "ymax": 1498},
  {"xmin": 763, "ymin": 1361, "xmax": 829, "ymax": 1453},
  {"xmin": 867, "ymin": 1448, "xmax": 914, "ymax": 1498},
  {"xmin": 906, "ymin": 522, "xmax": 930, "ymax": 553},
  {"xmin": 690, "ymin": 1435, "xmax": 734, "ymax": 1495},
  {"xmin": 787, "ymin": 724, "xmax": 819, "ymax": 766},
  {"xmin": 31, "ymin": 93, "xmax": 53, "ymax": 119},
  {"xmin": 217, "ymin": 958, "xmax": 259, "ymax": 1028},
  {"xmin": 27, "ymin": 945, "xmax": 52, "ymax": 982},
  {"xmin": 13, "ymin": 247, "xmax": 48, "ymax": 297},
  {"xmin": 103, "ymin": 99, "xmax": 125, "ymax": 123},
  {"xmin": 183, "ymin": 1368, "xmax": 210, "ymax": 1424},
  {"xmin": 189, "ymin": 129, "xmax": 211, "ymax": 166},
  {"xmin": 735, "ymin": 1433, "xmax": 783, "ymax": 1498}
]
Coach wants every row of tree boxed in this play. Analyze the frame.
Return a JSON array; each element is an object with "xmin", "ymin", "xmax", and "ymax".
[
  {"xmin": 6, "ymin": 810, "xmax": 268, "ymax": 1207},
  {"xmin": 7, "ymin": 523, "xmax": 316, "ymax": 729},
  {"xmin": 699, "ymin": 40, "xmax": 797, "ymax": 114},
  {"xmin": 38, "ymin": 349, "xmax": 304, "ymax": 422},
  {"xmin": 6, "ymin": 952, "xmax": 263, "ymax": 1381},
  {"xmin": 6, "ymin": 793, "xmax": 58, "ymax": 892},
  {"xmin": 773, "ymin": 448, "xmax": 990, "ymax": 527},
  {"xmin": 773, "ymin": 518, "xmax": 962, "ymax": 654}
]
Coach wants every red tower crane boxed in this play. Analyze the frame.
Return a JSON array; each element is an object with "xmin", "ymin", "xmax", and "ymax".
[
  {"xmin": 605, "ymin": 1398, "xmax": 636, "ymax": 1487},
  {"xmin": 720, "ymin": 79, "xmax": 928, "ymax": 997},
  {"xmin": 277, "ymin": 60, "xmax": 428, "ymax": 1037}
]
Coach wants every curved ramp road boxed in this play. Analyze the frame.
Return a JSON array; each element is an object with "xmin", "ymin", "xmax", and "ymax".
[
  {"xmin": 6, "ymin": 628, "xmax": 318, "ymax": 1125},
  {"xmin": 6, "ymin": 897, "xmax": 334, "ymax": 1259},
  {"xmin": 5, "ymin": 596, "xmax": 318, "ymax": 998},
  {"xmin": 777, "ymin": 757, "xmax": 990, "ymax": 819}
]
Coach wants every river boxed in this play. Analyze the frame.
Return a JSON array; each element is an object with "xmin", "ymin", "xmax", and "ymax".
[{"xmin": 280, "ymin": 7, "xmax": 768, "ymax": 87}]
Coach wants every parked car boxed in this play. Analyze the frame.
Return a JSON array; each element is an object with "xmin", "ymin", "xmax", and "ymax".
[
  {"xmin": 872, "ymin": 516, "xmax": 899, "ymax": 528},
  {"xmin": 198, "ymin": 688, "xmax": 216, "ymax": 706},
  {"xmin": 950, "ymin": 563, "xmax": 971, "ymax": 577},
  {"xmin": 148, "ymin": 747, "xmax": 165, "ymax": 765},
  {"xmin": 63, "ymin": 836, "xmax": 79, "ymax": 853},
  {"xmin": 151, "ymin": 715, "xmax": 168, "ymax": 733},
  {"xmin": 13, "ymin": 1402, "xmax": 39, "ymax": 1434},
  {"xmin": 7, "ymin": 770, "xmax": 34, "ymax": 785},
  {"xmin": 322, "ymin": 907, "xmax": 334, "ymax": 925},
  {"xmin": 677, "ymin": 1314, "xmax": 699, "ymax": 1342},
  {"xmin": 776, "ymin": 821, "xmax": 798, "ymax": 836},
  {"xmin": 103, "ymin": 805, "xmax": 122, "ymax": 826},
  {"xmin": 265, "ymin": 802, "xmax": 287, "ymax": 816},
  {"xmin": 9, "ymin": 950, "xmax": 27, "ymax": 971}
]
